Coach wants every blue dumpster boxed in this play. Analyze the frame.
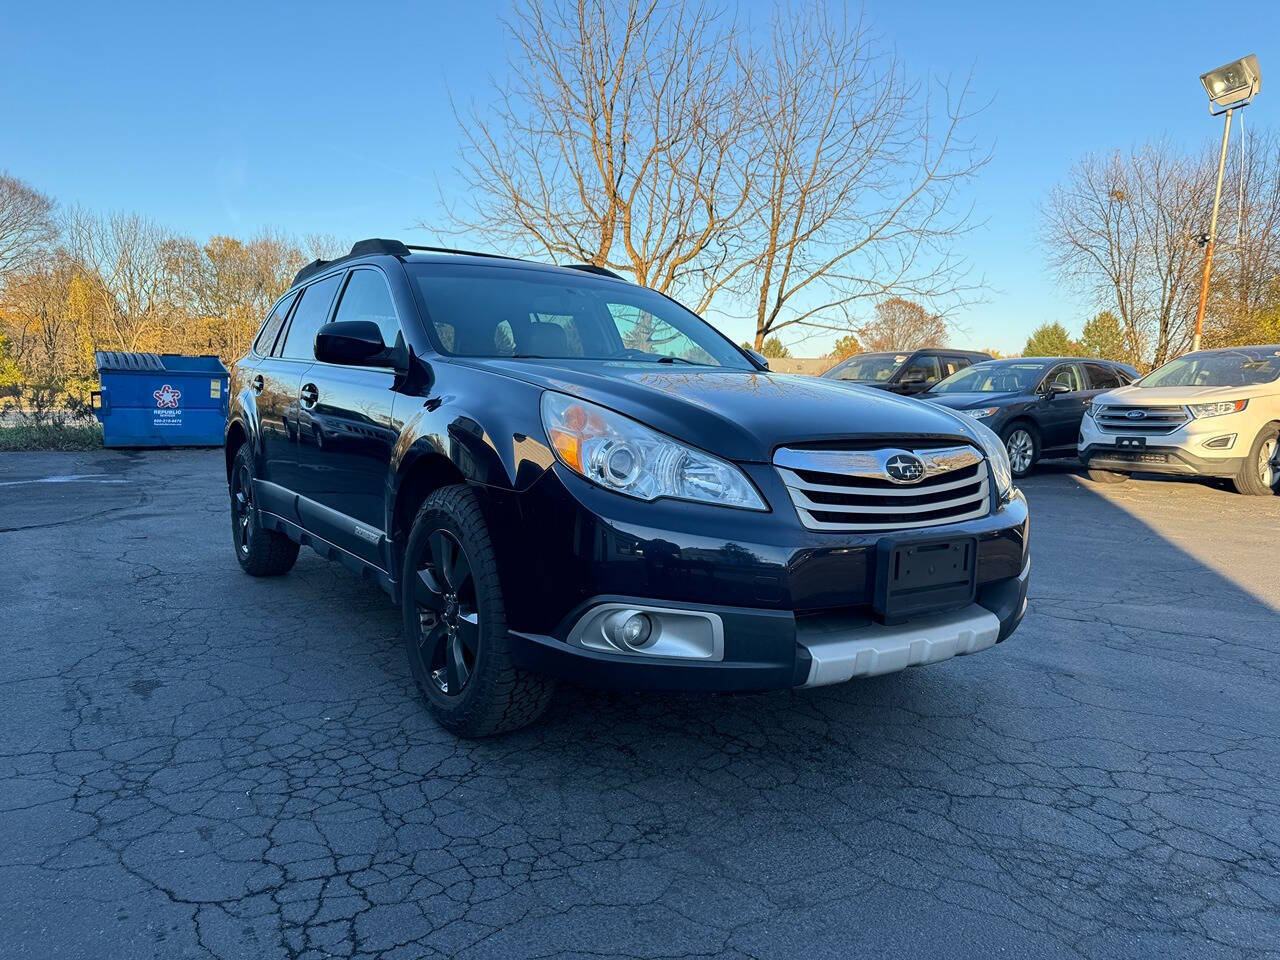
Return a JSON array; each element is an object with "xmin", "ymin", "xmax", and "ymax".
[{"xmin": 91, "ymin": 352, "xmax": 230, "ymax": 448}]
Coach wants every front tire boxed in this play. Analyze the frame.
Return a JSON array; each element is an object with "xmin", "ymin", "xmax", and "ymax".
[
  {"xmin": 1002, "ymin": 423, "xmax": 1039, "ymax": 478},
  {"xmin": 401, "ymin": 485, "xmax": 555, "ymax": 737},
  {"xmin": 229, "ymin": 445, "xmax": 299, "ymax": 576},
  {"xmin": 1230, "ymin": 427, "xmax": 1279, "ymax": 496},
  {"xmin": 1087, "ymin": 468, "xmax": 1130, "ymax": 484}
]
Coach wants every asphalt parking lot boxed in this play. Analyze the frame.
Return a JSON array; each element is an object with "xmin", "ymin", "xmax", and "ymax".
[{"xmin": 2, "ymin": 450, "xmax": 1278, "ymax": 960}]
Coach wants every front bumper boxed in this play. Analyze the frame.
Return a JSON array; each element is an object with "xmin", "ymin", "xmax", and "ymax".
[
  {"xmin": 1078, "ymin": 413, "xmax": 1247, "ymax": 478},
  {"xmin": 508, "ymin": 559, "xmax": 1028, "ymax": 691}
]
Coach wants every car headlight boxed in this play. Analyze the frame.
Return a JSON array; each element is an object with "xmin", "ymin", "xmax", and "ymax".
[
  {"xmin": 540, "ymin": 392, "xmax": 766, "ymax": 510},
  {"xmin": 967, "ymin": 418, "xmax": 1013, "ymax": 500},
  {"xmin": 1188, "ymin": 399, "xmax": 1247, "ymax": 418},
  {"xmin": 1083, "ymin": 397, "xmax": 1100, "ymax": 418},
  {"xmin": 960, "ymin": 406, "xmax": 999, "ymax": 419}
]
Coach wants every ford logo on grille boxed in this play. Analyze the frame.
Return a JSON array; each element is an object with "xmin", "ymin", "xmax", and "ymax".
[
  {"xmin": 885, "ymin": 453, "xmax": 925, "ymax": 484},
  {"xmin": 1125, "ymin": 409, "xmax": 1147, "ymax": 419}
]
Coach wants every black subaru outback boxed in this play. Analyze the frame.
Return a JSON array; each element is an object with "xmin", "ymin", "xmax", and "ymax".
[{"xmin": 226, "ymin": 239, "xmax": 1029, "ymax": 737}]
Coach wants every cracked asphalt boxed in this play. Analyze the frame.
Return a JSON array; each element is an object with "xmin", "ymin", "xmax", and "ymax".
[{"xmin": 2, "ymin": 449, "xmax": 1278, "ymax": 960}]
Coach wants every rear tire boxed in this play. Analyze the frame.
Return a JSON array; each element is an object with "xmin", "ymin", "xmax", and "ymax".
[
  {"xmin": 1002, "ymin": 423, "xmax": 1039, "ymax": 478},
  {"xmin": 1087, "ymin": 468, "xmax": 1129, "ymax": 485},
  {"xmin": 1230, "ymin": 427, "xmax": 1279, "ymax": 496},
  {"xmin": 401, "ymin": 484, "xmax": 555, "ymax": 738},
  {"xmin": 230, "ymin": 445, "xmax": 299, "ymax": 576}
]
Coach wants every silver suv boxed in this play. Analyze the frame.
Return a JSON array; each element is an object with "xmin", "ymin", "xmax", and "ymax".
[{"xmin": 1079, "ymin": 345, "xmax": 1280, "ymax": 495}]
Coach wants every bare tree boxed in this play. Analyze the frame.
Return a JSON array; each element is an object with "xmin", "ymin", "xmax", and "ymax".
[
  {"xmin": 854, "ymin": 296, "xmax": 947, "ymax": 351},
  {"xmin": 448, "ymin": 0, "xmax": 753, "ymax": 310},
  {"xmin": 64, "ymin": 208, "xmax": 178, "ymax": 353},
  {"xmin": 0, "ymin": 173, "xmax": 57, "ymax": 277},
  {"xmin": 739, "ymin": 2, "xmax": 986, "ymax": 349},
  {"xmin": 1042, "ymin": 143, "xmax": 1213, "ymax": 367},
  {"xmin": 1208, "ymin": 127, "xmax": 1280, "ymax": 344}
]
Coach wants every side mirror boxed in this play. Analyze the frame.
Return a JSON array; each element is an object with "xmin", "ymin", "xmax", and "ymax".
[
  {"xmin": 899, "ymin": 372, "xmax": 927, "ymax": 387},
  {"xmin": 745, "ymin": 348, "xmax": 769, "ymax": 370},
  {"xmin": 315, "ymin": 320, "xmax": 393, "ymax": 367},
  {"xmin": 1044, "ymin": 381, "xmax": 1071, "ymax": 397}
]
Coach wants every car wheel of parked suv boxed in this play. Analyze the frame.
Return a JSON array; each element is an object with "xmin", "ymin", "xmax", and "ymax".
[
  {"xmin": 1086, "ymin": 468, "xmax": 1129, "ymax": 484},
  {"xmin": 230, "ymin": 445, "xmax": 300, "ymax": 576},
  {"xmin": 401, "ymin": 485, "xmax": 556, "ymax": 737},
  {"xmin": 1231, "ymin": 427, "xmax": 1279, "ymax": 496},
  {"xmin": 1002, "ymin": 424, "xmax": 1039, "ymax": 478}
]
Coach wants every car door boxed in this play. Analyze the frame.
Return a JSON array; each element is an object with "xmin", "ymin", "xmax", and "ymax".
[
  {"xmin": 293, "ymin": 267, "xmax": 403, "ymax": 567},
  {"xmin": 247, "ymin": 289, "xmax": 307, "ymax": 518},
  {"xmin": 265, "ymin": 272, "xmax": 344, "ymax": 511},
  {"xmin": 1036, "ymin": 362, "xmax": 1088, "ymax": 449}
]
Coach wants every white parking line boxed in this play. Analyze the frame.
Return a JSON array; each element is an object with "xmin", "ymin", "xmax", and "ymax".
[{"xmin": 0, "ymin": 474, "xmax": 130, "ymax": 487}]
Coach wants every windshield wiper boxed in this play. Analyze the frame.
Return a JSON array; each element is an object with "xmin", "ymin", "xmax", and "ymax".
[{"xmin": 655, "ymin": 355, "xmax": 696, "ymax": 364}]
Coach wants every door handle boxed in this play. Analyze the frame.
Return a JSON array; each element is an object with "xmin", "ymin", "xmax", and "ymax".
[
  {"xmin": 300, "ymin": 383, "xmax": 319, "ymax": 408},
  {"xmin": 251, "ymin": 375, "xmax": 264, "ymax": 394}
]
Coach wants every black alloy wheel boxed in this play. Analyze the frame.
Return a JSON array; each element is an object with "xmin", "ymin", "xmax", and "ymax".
[{"xmin": 412, "ymin": 529, "xmax": 479, "ymax": 696}]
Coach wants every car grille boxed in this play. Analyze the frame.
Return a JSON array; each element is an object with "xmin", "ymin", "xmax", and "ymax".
[
  {"xmin": 774, "ymin": 445, "xmax": 991, "ymax": 532},
  {"xmin": 1094, "ymin": 404, "xmax": 1189, "ymax": 435}
]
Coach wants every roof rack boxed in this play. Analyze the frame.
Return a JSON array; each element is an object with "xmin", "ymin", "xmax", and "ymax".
[
  {"xmin": 291, "ymin": 238, "xmax": 414, "ymax": 287},
  {"xmin": 564, "ymin": 263, "xmax": 626, "ymax": 281},
  {"xmin": 403, "ymin": 244, "xmax": 527, "ymax": 263}
]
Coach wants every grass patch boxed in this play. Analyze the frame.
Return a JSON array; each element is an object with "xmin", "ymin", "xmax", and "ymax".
[{"xmin": 0, "ymin": 422, "xmax": 104, "ymax": 451}]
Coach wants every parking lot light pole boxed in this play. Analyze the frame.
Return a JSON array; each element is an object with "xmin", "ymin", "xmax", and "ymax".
[{"xmin": 1193, "ymin": 55, "xmax": 1262, "ymax": 354}]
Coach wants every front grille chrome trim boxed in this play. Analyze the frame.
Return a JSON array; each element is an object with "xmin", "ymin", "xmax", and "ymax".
[
  {"xmin": 1094, "ymin": 405, "xmax": 1190, "ymax": 435},
  {"xmin": 774, "ymin": 444, "xmax": 991, "ymax": 532}
]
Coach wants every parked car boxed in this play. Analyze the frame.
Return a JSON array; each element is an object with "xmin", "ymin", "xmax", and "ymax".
[
  {"xmin": 1079, "ymin": 345, "xmax": 1280, "ymax": 495},
  {"xmin": 225, "ymin": 239, "xmax": 1030, "ymax": 737},
  {"xmin": 822, "ymin": 348, "xmax": 992, "ymax": 395},
  {"xmin": 922, "ymin": 357, "xmax": 1139, "ymax": 478}
]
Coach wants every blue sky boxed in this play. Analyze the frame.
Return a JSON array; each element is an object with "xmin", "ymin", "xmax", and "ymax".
[{"xmin": 3, "ymin": 1, "xmax": 1278, "ymax": 353}]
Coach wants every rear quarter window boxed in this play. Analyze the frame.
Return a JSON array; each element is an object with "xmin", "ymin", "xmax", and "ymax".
[{"xmin": 253, "ymin": 290, "xmax": 298, "ymax": 356}]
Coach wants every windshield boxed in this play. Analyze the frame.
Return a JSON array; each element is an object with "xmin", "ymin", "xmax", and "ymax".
[
  {"xmin": 1140, "ymin": 348, "xmax": 1280, "ymax": 387},
  {"xmin": 406, "ymin": 263, "xmax": 752, "ymax": 369},
  {"xmin": 930, "ymin": 360, "xmax": 1046, "ymax": 394},
  {"xmin": 825, "ymin": 353, "xmax": 907, "ymax": 382}
]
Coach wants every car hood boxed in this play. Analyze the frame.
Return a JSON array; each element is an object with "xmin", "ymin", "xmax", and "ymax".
[
  {"xmin": 920, "ymin": 391, "xmax": 1022, "ymax": 410},
  {"xmin": 1097, "ymin": 383, "xmax": 1276, "ymax": 405},
  {"xmin": 450, "ymin": 358, "xmax": 981, "ymax": 462}
]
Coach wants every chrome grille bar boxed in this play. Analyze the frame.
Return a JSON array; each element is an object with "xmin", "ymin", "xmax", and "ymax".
[
  {"xmin": 774, "ymin": 445, "xmax": 991, "ymax": 532},
  {"xmin": 1094, "ymin": 405, "xmax": 1189, "ymax": 435}
]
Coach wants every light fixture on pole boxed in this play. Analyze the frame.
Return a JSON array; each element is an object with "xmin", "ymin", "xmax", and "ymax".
[{"xmin": 1192, "ymin": 55, "xmax": 1261, "ymax": 353}]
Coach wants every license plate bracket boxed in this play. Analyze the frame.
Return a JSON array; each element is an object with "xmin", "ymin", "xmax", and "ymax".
[
  {"xmin": 874, "ymin": 536, "xmax": 978, "ymax": 624},
  {"xmin": 1117, "ymin": 436, "xmax": 1147, "ymax": 449}
]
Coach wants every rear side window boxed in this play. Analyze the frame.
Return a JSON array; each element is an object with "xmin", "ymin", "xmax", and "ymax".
[
  {"xmin": 941, "ymin": 355, "xmax": 973, "ymax": 377},
  {"xmin": 333, "ymin": 269, "xmax": 401, "ymax": 348},
  {"xmin": 280, "ymin": 273, "xmax": 343, "ymax": 360},
  {"xmin": 253, "ymin": 290, "xmax": 298, "ymax": 356},
  {"xmin": 1084, "ymin": 363, "xmax": 1123, "ymax": 389}
]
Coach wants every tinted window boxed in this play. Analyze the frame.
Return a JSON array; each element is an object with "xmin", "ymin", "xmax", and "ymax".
[
  {"xmin": 408, "ymin": 264, "xmax": 750, "ymax": 369},
  {"xmin": 901, "ymin": 354, "xmax": 942, "ymax": 384},
  {"xmin": 253, "ymin": 290, "xmax": 297, "ymax": 356},
  {"xmin": 941, "ymin": 355, "xmax": 973, "ymax": 377},
  {"xmin": 280, "ymin": 274, "xmax": 342, "ymax": 360},
  {"xmin": 1043, "ymin": 363, "xmax": 1083, "ymax": 392},
  {"xmin": 333, "ymin": 269, "xmax": 401, "ymax": 348},
  {"xmin": 1084, "ymin": 363, "xmax": 1122, "ymax": 389}
]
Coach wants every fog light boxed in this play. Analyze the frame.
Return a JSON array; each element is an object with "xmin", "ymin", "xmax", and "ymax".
[
  {"xmin": 615, "ymin": 612, "xmax": 652, "ymax": 649},
  {"xmin": 1203, "ymin": 434, "xmax": 1237, "ymax": 449}
]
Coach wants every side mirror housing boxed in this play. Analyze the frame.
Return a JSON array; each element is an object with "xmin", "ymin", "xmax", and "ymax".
[
  {"xmin": 745, "ymin": 348, "xmax": 769, "ymax": 370},
  {"xmin": 315, "ymin": 320, "xmax": 394, "ymax": 368},
  {"xmin": 1044, "ymin": 381, "xmax": 1071, "ymax": 397}
]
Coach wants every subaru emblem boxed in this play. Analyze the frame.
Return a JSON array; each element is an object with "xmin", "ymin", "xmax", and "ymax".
[{"xmin": 885, "ymin": 453, "xmax": 925, "ymax": 484}]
